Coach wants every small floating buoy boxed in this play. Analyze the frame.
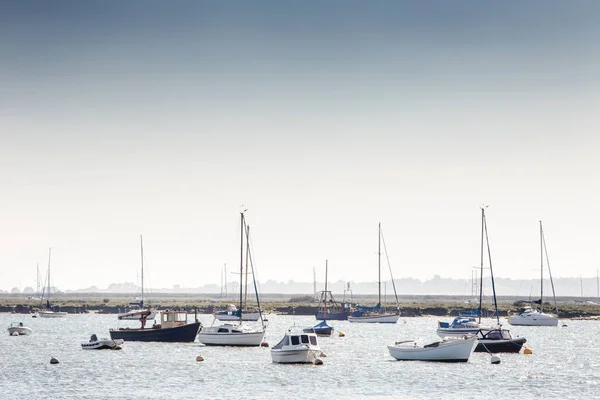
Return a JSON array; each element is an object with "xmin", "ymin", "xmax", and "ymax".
[
  {"xmin": 523, "ymin": 348, "xmax": 533, "ymax": 355},
  {"xmin": 195, "ymin": 355, "xmax": 204, "ymax": 362},
  {"xmin": 260, "ymin": 341, "xmax": 269, "ymax": 347},
  {"xmin": 314, "ymin": 358, "xmax": 323, "ymax": 365},
  {"xmin": 11, "ymin": 331, "xmax": 19, "ymax": 336},
  {"xmin": 338, "ymin": 332, "xmax": 345, "ymax": 337},
  {"xmin": 50, "ymin": 357, "xmax": 59, "ymax": 364},
  {"xmin": 490, "ymin": 355, "xmax": 501, "ymax": 364}
]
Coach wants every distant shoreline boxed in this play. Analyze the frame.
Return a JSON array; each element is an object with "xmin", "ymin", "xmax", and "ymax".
[{"xmin": 2, "ymin": 293, "xmax": 600, "ymax": 319}]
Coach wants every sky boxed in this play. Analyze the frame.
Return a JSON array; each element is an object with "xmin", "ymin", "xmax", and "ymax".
[{"xmin": 1, "ymin": 1, "xmax": 599, "ymax": 291}]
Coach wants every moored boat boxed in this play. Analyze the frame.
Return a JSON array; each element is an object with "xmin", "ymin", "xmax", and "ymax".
[
  {"xmin": 507, "ymin": 221, "xmax": 559, "ymax": 327},
  {"xmin": 348, "ymin": 305, "xmax": 400, "ymax": 324},
  {"xmin": 303, "ymin": 320, "xmax": 334, "ymax": 336},
  {"xmin": 348, "ymin": 223, "xmax": 400, "ymax": 324},
  {"xmin": 387, "ymin": 335, "xmax": 477, "ymax": 362},
  {"xmin": 507, "ymin": 307, "xmax": 558, "ymax": 326},
  {"xmin": 198, "ymin": 211, "xmax": 266, "ymax": 346},
  {"xmin": 109, "ymin": 310, "xmax": 201, "ymax": 342},
  {"xmin": 271, "ymin": 330, "xmax": 323, "ymax": 364},
  {"xmin": 81, "ymin": 334, "xmax": 124, "ymax": 350},
  {"xmin": 197, "ymin": 323, "xmax": 265, "ymax": 346},
  {"xmin": 475, "ymin": 328, "xmax": 526, "ymax": 353},
  {"xmin": 7, "ymin": 322, "xmax": 32, "ymax": 336},
  {"xmin": 470, "ymin": 206, "xmax": 528, "ymax": 351},
  {"xmin": 38, "ymin": 248, "xmax": 66, "ymax": 318}
]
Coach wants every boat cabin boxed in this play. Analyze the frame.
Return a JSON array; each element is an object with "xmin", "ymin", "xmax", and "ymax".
[
  {"xmin": 158, "ymin": 310, "xmax": 188, "ymax": 329},
  {"xmin": 479, "ymin": 329, "xmax": 512, "ymax": 340},
  {"xmin": 272, "ymin": 332, "xmax": 319, "ymax": 350}
]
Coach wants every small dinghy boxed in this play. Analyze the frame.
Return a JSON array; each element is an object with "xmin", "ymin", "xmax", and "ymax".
[
  {"xmin": 81, "ymin": 334, "xmax": 124, "ymax": 350},
  {"xmin": 387, "ymin": 335, "xmax": 477, "ymax": 362},
  {"xmin": 7, "ymin": 322, "xmax": 32, "ymax": 336}
]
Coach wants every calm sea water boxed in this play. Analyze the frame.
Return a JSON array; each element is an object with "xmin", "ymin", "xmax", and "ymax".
[{"xmin": 1, "ymin": 313, "xmax": 598, "ymax": 399}]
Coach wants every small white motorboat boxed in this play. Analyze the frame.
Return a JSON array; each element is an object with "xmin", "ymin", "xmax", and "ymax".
[
  {"xmin": 7, "ymin": 322, "xmax": 32, "ymax": 336},
  {"xmin": 81, "ymin": 334, "xmax": 124, "ymax": 350},
  {"xmin": 197, "ymin": 323, "xmax": 265, "ymax": 346},
  {"xmin": 387, "ymin": 335, "xmax": 477, "ymax": 362},
  {"xmin": 271, "ymin": 330, "xmax": 323, "ymax": 364}
]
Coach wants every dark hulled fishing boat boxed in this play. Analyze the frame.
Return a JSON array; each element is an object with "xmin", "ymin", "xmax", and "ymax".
[{"xmin": 109, "ymin": 310, "xmax": 201, "ymax": 342}]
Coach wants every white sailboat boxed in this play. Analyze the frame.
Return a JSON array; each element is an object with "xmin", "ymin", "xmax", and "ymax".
[
  {"xmin": 438, "ymin": 208, "xmax": 498, "ymax": 338},
  {"xmin": 348, "ymin": 223, "xmax": 400, "ymax": 324},
  {"xmin": 197, "ymin": 211, "xmax": 266, "ymax": 346},
  {"xmin": 38, "ymin": 248, "xmax": 67, "ymax": 318},
  {"xmin": 117, "ymin": 236, "xmax": 157, "ymax": 321},
  {"xmin": 507, "ymin": 221, "xmax": 559, "ymax": 327}
]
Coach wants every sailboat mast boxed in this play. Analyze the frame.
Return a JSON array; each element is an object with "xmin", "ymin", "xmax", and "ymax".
[
  {"xmin": 483, "ymin": 211, "xmax": 500, "ymax": 325},
  {"xmin": 478, "ymin": 208, "xmax": 484, "ymax": 324},
  {"xmin": 378, "ymin": 223, "xmax": 381, "ymax": 306},
  {"xmin": 140, "ymin": 235, "xmax": 144, "ymax": 308},
  {"xmin": 324, "ymin": 260, "xmax": 328, "ymax": 318},
  {"xmin": 47, "ymin": 247, "xmax": 52, "ymax": 300},
  {"xmin": 540, "ymin": 221, "xmax": 544, "ymax": 313},
  {"xmin": 239, "ymin": 212, "xmax": 244, "ymax": 320}
]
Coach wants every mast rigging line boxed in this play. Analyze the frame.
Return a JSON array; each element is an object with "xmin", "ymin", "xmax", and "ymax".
[
  {"xmin": 482, "ymin": 210, "xmax": 500, "ymax": 326},
  {"xmin": 541, "ymin": 222, "xmax": 559, "ymax": 315},
  {"xmin": 379, "ymin": 225, "xmax": 400, "ymax": 309}
]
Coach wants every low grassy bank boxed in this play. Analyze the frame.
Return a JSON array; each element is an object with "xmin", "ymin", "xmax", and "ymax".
[{"xmin": 2, "ymin": 294, "xmax": 600, "ymax": 319}]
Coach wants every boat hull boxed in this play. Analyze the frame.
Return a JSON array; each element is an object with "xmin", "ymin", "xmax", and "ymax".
[
  {"xmin": 38, "ymin": 311, "xmax": 67, "ymax": 318},
  {"xmin": 271, "ymin": 349, "xmax": 320, "ymax": 364},
  {"xmin": 81, "ymin": 339, "xmax": 124, "ymax": 350},
  {"xmin": 197, "ymin": 331, "xmax": 265, "ymax": 346},
  {"xmin": 348, "ymin": 313, "xmax": 399, "ymax": 324},
  {"xmin": 507, "ymin": 314, "xmax": 558, "ymax": 326},
  {"xmin": 475, "ymin": 338, "xmax": 527, "ymax": 353},
  {"xmin": 109, "ymin": 322, "xmax": 201, "ymax": 342},
  {"xmin": 8, "ymin": 327, "xmax": 32, "ymax": 336},
  {"xmin": 388, "ymin": 336, "xmax": 477, "ymax": 362}
]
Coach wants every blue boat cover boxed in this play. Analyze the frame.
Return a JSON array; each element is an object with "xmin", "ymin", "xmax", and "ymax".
[{"xmin": 304, "ymin": 320, "xmax": 333, "ymax": 333}]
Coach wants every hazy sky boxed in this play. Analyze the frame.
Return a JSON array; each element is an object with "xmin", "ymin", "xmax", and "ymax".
[{"xmin": 1, "ymin": 1, "xmax": 599, "ymax": 291}]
